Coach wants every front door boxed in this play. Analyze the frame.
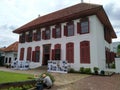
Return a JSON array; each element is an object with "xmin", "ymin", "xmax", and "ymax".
[{"xmin": 43, "ymin": 44, "xmax": 51, "ymax": 65}]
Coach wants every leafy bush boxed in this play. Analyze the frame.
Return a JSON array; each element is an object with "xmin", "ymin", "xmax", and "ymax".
[
  {"xmin": 100, "ymin": 70, "xmax": 105, "ymax": 75},
  {"xmin": 8, "ymin": 85, "xmax": 33, "ymax": 90},
  {"xmin": 93, "ymin": 67, "xmax": 99, "ymax": 71},
  {"xmin": 84, "ymin": 68, "xmax": 91, "ymax": 74},
  {"xmin": 40, "ymin": 72, "xmax": 55, "ymax": 83},
  {"xmin": 93, "ymin": 67, "xmax": 99, "ymax": 75},
  {"xmin": 111, "ymin": 63, "xmax": 115, "ymax": 69},
  {"xmin": 79, "ymin": 67, "xmax": 84, "ymax": 73},
  {"xmin": 68, "ymin": 68, "xmax": 75, "ymax": 73}
]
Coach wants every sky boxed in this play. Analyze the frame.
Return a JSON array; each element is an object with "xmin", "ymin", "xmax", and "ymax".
[{"xmin": 0, "ymin": 0, "xmax": 120, "ymax": 47}]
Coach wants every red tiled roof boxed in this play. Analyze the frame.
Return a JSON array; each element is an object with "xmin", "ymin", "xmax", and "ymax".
[
  {"xmin": 4, "ymin": 42, "xmax": 18, "ymax": 52},
  {"xmin": 13, "ymin": 3, "xmax": 117, "ymax": 38},
  {"xmin": 0, "ymin": 48, "xmax": 6, "ymax": 51}
]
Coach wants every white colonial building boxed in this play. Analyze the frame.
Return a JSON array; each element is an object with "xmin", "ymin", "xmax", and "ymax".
[
  {"xmin": 4, "ymin": 42, "xmax": 18, "ymax": 65},
  {"xmin": 13, "ymin": 3, "xmax": 116, "ymax": 71}
]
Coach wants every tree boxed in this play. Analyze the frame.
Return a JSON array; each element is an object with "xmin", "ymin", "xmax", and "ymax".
[{"xmin": 117, "ymin": 44, "xmax": 120, "ymax": 57}]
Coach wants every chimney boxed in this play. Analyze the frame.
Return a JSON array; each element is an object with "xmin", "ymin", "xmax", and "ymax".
[
  {"xmin": 81, "ymin": 0, "xmax": 83, "ymax": 3},
  {"xmin": 38, "ymin": 14, "xmax": 40, "ymax": 17}
]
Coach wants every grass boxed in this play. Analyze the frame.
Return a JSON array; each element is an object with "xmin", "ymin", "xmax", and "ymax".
[{"xmin": 0, "ymin": 71, "xmax": 34, "ymax": 83}]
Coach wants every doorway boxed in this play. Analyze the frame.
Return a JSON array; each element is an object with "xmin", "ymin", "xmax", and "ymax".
[{"xmin": 43, "ymin": 44, "xmax": 51, "ymax": 65}]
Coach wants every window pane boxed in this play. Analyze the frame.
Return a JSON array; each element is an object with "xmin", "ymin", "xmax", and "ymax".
[
  {"xmin": 37, "ymin": 30, "xmax": 41, "ymax": 40},
  {"xmin": 68, "ymin": 24, "xmax": 74, "ymax": 36},
  {"xmin": 56, "ymin": 28, "xmax": 61, "ymax": 38},
  {"xmin": 21, "ymin": 33, "xmax": 25, "ymax": 43},
  {"xmin": 55, "ymin": 49, "xmax": 60, "ymax": 60},
  {"xmin": 81, "ymin": 22, "xmax": 88, "ymax": 33},
  {"xmin": 45, "ymin": 30, "xmax": 50, "ymax": 39},
  {"xmin": 35, "ymin": 51, "xmax": 40, "ymax": 62},
  {"xmin": 29, "ymin": 31, "xmax": 33, "ymax": 42}
]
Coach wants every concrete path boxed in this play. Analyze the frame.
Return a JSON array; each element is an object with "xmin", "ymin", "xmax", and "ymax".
[{"xmin": 1, "ymin": 67, "xmax": 120, "ymax": 90}]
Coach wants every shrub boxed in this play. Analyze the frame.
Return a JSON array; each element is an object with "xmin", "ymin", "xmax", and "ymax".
[
  {"xmin": 111, "ymin": 63, "xmax": 115, "ymax": 69},
  {"xmin": 79, "ymin": 67, "xmax": 84, "ymax": 73},
  {"xmin": 84, "ymin": 68, "xmax": 91, "ymax": 74},
  {"xmin": 93, "ymin": 67, "xmax": 99, "ymax": 75},
  {"xmin": 100, "ymin": 70, "xmax": 105, "ymax": 75},
  {"xmin": 68, "ymin": 68, "xmax": 75, "ymax": 73},
  {"xmin": 40, "ymin": 72, "xmax": 55, "ymax": 83}
]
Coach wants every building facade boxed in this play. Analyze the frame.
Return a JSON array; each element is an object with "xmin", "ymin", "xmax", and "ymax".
[
  {"xmin": 13, "ymin": 3, "xmax": 116, "ymax": 70},
  {"xmin": 4, "ymin": 42, "xmax": 18, "ymax": 65}
]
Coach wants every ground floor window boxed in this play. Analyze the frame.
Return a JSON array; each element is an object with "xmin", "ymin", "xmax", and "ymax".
[
  {"xmin": 19, "ymin": 48, "xmax": 24, "ymax": 60},
  {"xmin": 66, "ymin": 42, "xmax": 74, "ymax": 63},
  {"xmin": 32, "ymin": 46, "xmax": 40, "ymax": 62},
  {"xmin": 80, "ymin": 41, "xmax": 90, "ymax": 63}
]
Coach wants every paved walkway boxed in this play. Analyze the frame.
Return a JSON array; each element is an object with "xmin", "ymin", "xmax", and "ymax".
[{"xmin": 0, "ymin": 67, "xmax": 120, "ymax": 90}]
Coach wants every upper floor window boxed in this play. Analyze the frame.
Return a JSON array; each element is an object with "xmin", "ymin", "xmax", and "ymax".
[
  {"xmin": 42, "ymin": 28, "xmax": 50, "ymax": 40},
  {"xmin": 45, "ymin": 29, "xmax": 50, "ymax": 39},
  {"xmin": 36, "ymin": 29, "xmax": 41, "ymax": 41},
  {"xmin": 19, "ymin": 33, "xmax": 25, "ymax": 43},
  {"xmin": 68, "ymin": 23, "xmax": 74, "ymax": 36},
  {"xmin": 66, "ymin": 42, "xmax": 74, "ymax": 63},
  {"xmin": 52, "ymin": 24, "xmax": 61, "ymax": 38},
  {"xmin": 77, "ymin": 17, "xmax": 89, "ymax": 34},
  {"xmin": 64, "ymin": 21, "xmax": 74, "ymax": 37},
  {"xmin": 29, "ymin": 31, "xmax": 33, "ymax": 42}
]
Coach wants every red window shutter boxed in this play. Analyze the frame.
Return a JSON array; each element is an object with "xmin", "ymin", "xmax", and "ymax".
[
  {"xmin": 80, "ymin": 46, "xmax": 84, "ymax": 63},
  {"xmin": 66, "ymin": 43, "xmax": 74, "ymax": 63},
  {"xmin": 86, "ymin": 45, "xmax": 90, "ymax": 63},
  {"xmin": 26, "ymin": 34, "xmax": 29, "ymax": 42},
  {"xmin": 33, "ymin": 33, "xmax": 37, "ymax": 41},
  {"xmin": 32, "ymin": 51, "xmax": 35, "ymax": 62},
  {"xmin": 54, "ymin": 44, "xmax": 61, "ymax": 60},
  {"xmin": 52, "ymin": 28, "xmax": 56, "ymax": 38},
  {"xmin": 42, "ymin": 31, "xmax": 45, "ymax": 40},
  {"xmin": 77, "ymin": 22, "xmax": 80, "ymax": 34},
  {"xmin": 27, "ymin": 47, "xmax": 32, "ymax": 61},
  {"xmin": 71, "ymin": 43, "xmax": 74, "ymax": 63},
  {"xmin": 80, "ymin": 41, "xmax": 90, "ymax": 63},
  {"xmin": 52, "ymin": 49, "xmax": 55, "ymax": 60},
  {"xmin": 66, "ymin": 44, "xmax": 69, "ymax": 62},
  {"xmin": 64, "ymin": 26, "xmax": 67, "ymax": 36},
  {"xmin": 19, "ymin": 48, "xmax": 24, "ymax": 60}
]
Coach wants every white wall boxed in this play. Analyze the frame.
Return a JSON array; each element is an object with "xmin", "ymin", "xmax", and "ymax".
[
  {"xmin": 17, "ymin": 15, "xmax": 108, "ymax": 71},
  {"xmin": 4, "ymin": 52, "xmax": 17, "ymax": 64}
]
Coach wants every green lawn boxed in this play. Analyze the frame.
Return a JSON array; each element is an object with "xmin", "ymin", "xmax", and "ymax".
[{"xmin": 0, "ymin": 71, "xmax": 34, "ymax": 83}]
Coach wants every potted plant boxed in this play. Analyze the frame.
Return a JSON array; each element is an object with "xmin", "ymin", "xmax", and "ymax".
[{"xmin": 93, "ymin": 67, "xmax": 99, "ymax": 75}]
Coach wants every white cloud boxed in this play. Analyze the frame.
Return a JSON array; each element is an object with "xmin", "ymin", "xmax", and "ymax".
[{"xmin": 0, "ymin": 0, "xmax": 120, "ymax": 47}]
